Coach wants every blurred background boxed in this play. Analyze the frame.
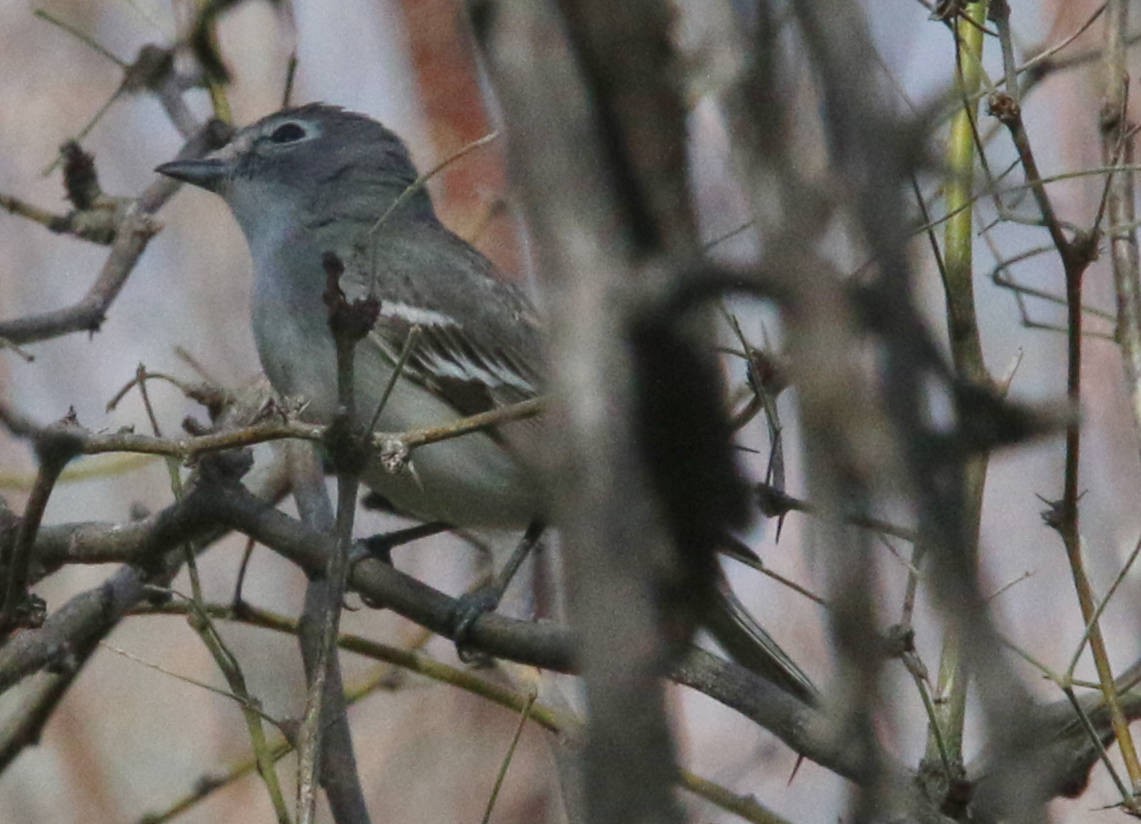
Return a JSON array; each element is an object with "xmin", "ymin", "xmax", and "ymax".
[{"xmin": 0, "ymin": 1, "xmax": 1138, "ymax": 822}]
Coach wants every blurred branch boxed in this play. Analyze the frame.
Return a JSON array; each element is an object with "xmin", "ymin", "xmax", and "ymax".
[
  {"xmin": 196, "ymin": 479, "xmax": 871, "ymax": 778},
  {"xmin": 785, "ymin": 3, "xmax": 909, "ymax": 815},
  {"xmin": 9, "ymin": 461, "xmax": 1137, "ymax": 815},
  {"xmin": 1095, "ymin": 0, "xmax": 1141, "ymax": 802},
  {"xmin": 790, "ymin": 2, "xmax": 1053, "ymax": 820},
  {"xmin": 18, "ymin": 471, "xmax": 838, "ymax": 770},
  {"xmin": 475, "ymin": 3, "xmax": 693, "ymax": 823},
  {"xmin": 294, "ymin": 254, "xmax": 376, "ymax": 824},
  {"xmin": 0, "ymin": 119, "xmax": 232, "ymax": 345},
  {"xmin": 0, "ymin": 394, "xmax": 542, "ymax": 467},
  {"xmin": 189, "ymin": 0, "xmax": 234, "ymax": 122},
  {"xmin": 479, "ymin": 690, "xmax": 537, "ymax": 824},
  {"xmin": 33, "ymin": 8, "xmax": 127, "ymax": 66},
  {"xmin": 136, "ymin": 617, "xmax": 433, "ymax": 823},
  {"xmin": 289, "ymin": 442, "xmax": 371, "ymax": 824},
  {"xmin": 136, "ymin": 602, "xmax": 795, "ymax": 824},
  {"xmin": 141, "ymin": 386, "xmax": 291, "ymax": 822},
  {"xmin": 0, "ymin": 418, "xmax": 75, "ymax": 635},
  {"xmin": 924, "ymin": 0, "xmax": 990, "ymax": 788},
  {"xmin": 755, "ymin": 482, "xmax": 917, "ymax": 543},
  {"xmin": 0, "ymin": 623, "xmax": 103, "ymax": 772},
  {"xmin": 1105, "ymin": 0, "xmax": 1141, "ymax": 470},
  {"xmin": 6, "ymin": 2, "xmax": 1138, "ymax": 820},
  {"xmin": 0, "ymin": 188, "xmax": 124, "ymax": 246},
  {"xmin": 555, "ymin": 0, "xmax": 696, "ymax": 252},
  {"xmin": 0, "ymin": 383, "xmax": 292, "ymax": 777}
]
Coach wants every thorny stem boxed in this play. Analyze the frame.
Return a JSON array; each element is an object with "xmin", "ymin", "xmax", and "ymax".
[
  {"xmin": 992, "ymin": 0, "xmax": 1141, "ymax": 806},
  {"xmin": 925, "ymin": 0, "xmax": 991, "ymax": 776}
]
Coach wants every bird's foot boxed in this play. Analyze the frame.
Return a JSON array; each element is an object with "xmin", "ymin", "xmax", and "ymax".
[
  {"xmin": 451, "ymin": 585, "xmax": 501, "ymax": 665},
  {"xmin": 360, "ymin": 521, "xmax": 452, "ymax": 565}
]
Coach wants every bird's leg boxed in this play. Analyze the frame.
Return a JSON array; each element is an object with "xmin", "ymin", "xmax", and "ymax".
[
  {"xmin": 452, "ymin": 519, "xmax": 546, "ymax": 661},
  {"xmin": 360, "ymin": 520, "xmax": 452, "ymax": 565}
]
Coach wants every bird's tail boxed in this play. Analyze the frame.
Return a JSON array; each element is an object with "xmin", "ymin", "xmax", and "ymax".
[{"xmin": 705, "ymin": 577, "xmax": 818, "ymax": 706}]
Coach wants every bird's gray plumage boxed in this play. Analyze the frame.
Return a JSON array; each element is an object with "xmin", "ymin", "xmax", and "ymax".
[
  {"xmin": 160, "ymin": 103, "xmax": 543, "ymax": 526},
  {"xmin": 347, "ymin": 219, "xmax": 543, "ymax": 414}
]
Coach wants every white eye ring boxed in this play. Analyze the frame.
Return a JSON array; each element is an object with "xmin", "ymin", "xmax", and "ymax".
[{"xmin": 268, "ymin": 122, "xmax": 307, "ymax": 144}]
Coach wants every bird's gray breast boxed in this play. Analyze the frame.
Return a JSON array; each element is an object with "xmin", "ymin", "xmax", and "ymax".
[{"xmin": 250, "ymin": 245, "xmax": 342, "ymax": 420}]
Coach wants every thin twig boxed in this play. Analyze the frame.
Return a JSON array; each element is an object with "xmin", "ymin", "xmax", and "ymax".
[
  {"xmin": 368, "ymin": 131, "xmax": 500, "ymax": 237},
  {"xmin": 479, "ymin": 689, "xmax": 537, "ymax": 824},
  {"xmin": 0, "ymin": 395, "xmax": 544, "ymax": 464}
]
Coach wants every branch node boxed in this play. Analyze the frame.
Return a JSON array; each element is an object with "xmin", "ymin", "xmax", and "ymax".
[
  {"xmin": 196, "ymin": 448, "xmax": 254, "ymax": 485},
  {"xmin": 756, "ymin": 483, "xmax": 796, "ymax": 518},
  {"xmin": 322, "ymin": 415, "xmax": 369, "ymax": 478},
  {"xmin": 986, "ymin": 91, "xmax": 1021, "ymax": 126},
  {"xmin": 0, "ymin": 591, "xmax": 46, "ymax": 632},
  {"xmin": 33, "ymin": 409, "xmax": 84, "ymax": 469},
  {"xmin": 322, "ymin": 251, "xmax": 379, "ymax": 343},
  {"xmin": 122, "ymin": 44, "xmax": 175, "ymax": 94},
  {"xmin": 60, "ymin": 141, "xmax": 102, "ymax": 211},
  {"xmin": 1037, "ymin": 495, "xmax": 1065, "ymax": 532},
  {"xmin": 377, "ymin": 437, "xmax": 411, "ymax": 475},
  {"xmin": 43, "ymin": 639, "xmax": 78, "ymax": 675}
]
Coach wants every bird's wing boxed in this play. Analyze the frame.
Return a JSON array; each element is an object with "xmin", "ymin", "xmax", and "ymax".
[{"xmin": 341, "ymin": 218, "xmax": 543, "ymax": 419}]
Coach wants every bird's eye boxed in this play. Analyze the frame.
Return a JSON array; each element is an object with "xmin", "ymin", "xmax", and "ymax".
[{"xmin": 268, "ymin": 122, "xmax": 307, "ymax": 144}]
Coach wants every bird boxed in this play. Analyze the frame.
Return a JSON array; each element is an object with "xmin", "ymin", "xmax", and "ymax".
[
  {"xmin": 159, "ymin": 104, "xmax": 541, "ymax": 528},
  {"xmin": 157, "ymin": 103, "xmax": 817, "ymax": 704}
]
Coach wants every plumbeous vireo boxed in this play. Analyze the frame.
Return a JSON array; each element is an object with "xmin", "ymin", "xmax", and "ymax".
[
  {"xmin": 158, "ymin": 104, "xmax": 541, "ymax": 528},
  {"xmin": 157, "ymin": 103, "xmax": 818, "ymax": 705}
]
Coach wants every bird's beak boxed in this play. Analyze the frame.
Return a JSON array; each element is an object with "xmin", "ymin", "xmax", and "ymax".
[{"xmin": 155, "ymin": 157, "xmax": 231, "ymax": 192}]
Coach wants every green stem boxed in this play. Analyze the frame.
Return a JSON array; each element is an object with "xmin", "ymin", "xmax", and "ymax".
[{"xmin": 924, "ymin": 0, "xmax": 991, "ymax": 773}]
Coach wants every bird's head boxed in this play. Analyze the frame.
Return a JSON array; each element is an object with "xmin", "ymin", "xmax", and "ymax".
[{"xmin": 157, "ymin": 104, "xmax": 432, "ymax": 241}]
